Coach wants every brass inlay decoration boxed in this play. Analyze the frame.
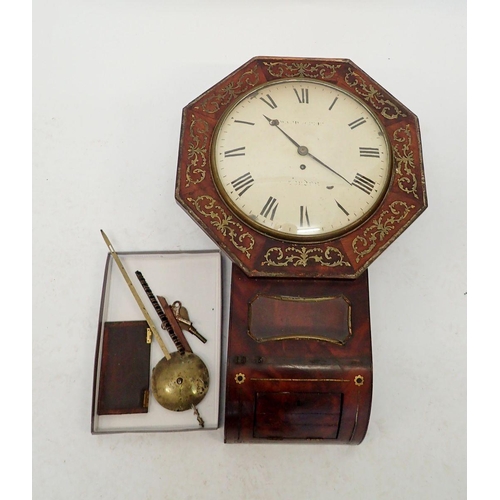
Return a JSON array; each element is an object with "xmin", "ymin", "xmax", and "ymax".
[
  {"xmin": 250, "ymin": 378, "xmax": 349, "ymax": 383},
  {"xmin": 354, "ymin": 375, "xmax": 364, "ymax": 387},
  {"xmin": 235, "ymin": 373, "xmax": 246, "ymax": 384},
  {"xmin": 187, "ymin": 195, "xmax": 255, "ymax": 258},
  {"xmin": 345, "ymin": 67, "xmax": 406, "ymax": 120},
  {"xmin": 185, "ymin": 116, "xmax": 209, "ymax": 187},
  {"xmin": 263, "ymin": 61, "xmax": 341, "ymax": 80},
  {"xmin": 262, "ymin": 246, "xmax": 351, "ymax": 268},
  {"xmin": 393, "ymin": 125, "xmax": 419, "ymax": 199},
  {"xmin": 142, "ymin": 389, "xmax": 149, "ymax": 408},
  {"xmin": 195, "ymin": 65, "xmax": 261, "ymax": 114},
  {"xmin": 248, "ymin": 294, "xmax": 352, "ymax": 345},
  {"xmin": 352, "ymin": 200, "xmax": 415, "ymax": 262},
  {"xmin": 349, "ymin": 390, "xmax": 361, "ymax": 442}
]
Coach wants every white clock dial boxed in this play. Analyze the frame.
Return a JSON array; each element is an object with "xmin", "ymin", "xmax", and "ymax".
[{"xmin": 211, "ymin": 79, "xmax": 392, "ymax": 241}]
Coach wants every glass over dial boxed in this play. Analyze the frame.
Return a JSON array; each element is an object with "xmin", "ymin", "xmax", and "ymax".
[{"xmin": 212, "ymin": 79, "xmax": 392, "ymax": 241}]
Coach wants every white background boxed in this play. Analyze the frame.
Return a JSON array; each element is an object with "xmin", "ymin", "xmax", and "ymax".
[{"xmin": 31, "ymin": 1, "xmax": 468, "ymax": 499}]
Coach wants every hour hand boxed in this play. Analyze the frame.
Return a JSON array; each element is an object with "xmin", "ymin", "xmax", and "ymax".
[{"xmin": 263, "ymin": 114, "xmax": 279, "ymax": 126}]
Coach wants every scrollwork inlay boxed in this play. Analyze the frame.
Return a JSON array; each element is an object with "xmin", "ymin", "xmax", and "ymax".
[
  {"xmin": 393, "ymin": 125, "xmax": 419, "ymax": 199},
  {"xmin": 185, "ymin": 116, "xmax": 209, "ymax": 187},
  {"xmin": 187, "ymin": 195, "xmax": 255, "ymax": 258},
  {"xmin": 262, "ymin": 246, "xmax": 351, "ymax": 268},
  {"xmin": 345, "ymin": 68, "xmax": 406, "ymax": 120},
  {"xmin": 195, "ymin": 65, "xmax": 261, "ymax": 114},
  {"xmin": 352, "ymin": 201, "xmax": 415, "ymax": 262},
  {"xmin": 263, "ymin": 61, "xmax": 341, "ymax": 80}
]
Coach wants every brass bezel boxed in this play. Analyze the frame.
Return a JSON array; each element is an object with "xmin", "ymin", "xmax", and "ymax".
[{"xmin": 210, "ymin": 78, "xmax": 394, "ymax": 243}]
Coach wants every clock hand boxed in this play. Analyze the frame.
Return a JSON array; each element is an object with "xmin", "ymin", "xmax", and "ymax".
[
  {"xmin": 263, "ymin": 115, "xmax": 303, "ymax": 150},
  {"xmin": 263, "ymin": 115, "xmax": 352, "ymax": 186},
  {"xmin": 305, "ymin": 151, "xmax": 353, "ymax": 186}
]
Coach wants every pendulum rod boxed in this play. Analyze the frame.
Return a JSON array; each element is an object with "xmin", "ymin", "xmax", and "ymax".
[{"xmin": 100, "ymin": 230, "xmax": 171, "ymax": 360}]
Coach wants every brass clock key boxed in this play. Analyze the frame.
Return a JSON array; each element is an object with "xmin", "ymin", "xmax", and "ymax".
[{"xmin": 171, "ymin": 300, "xmax": 207, "ymax": 344}]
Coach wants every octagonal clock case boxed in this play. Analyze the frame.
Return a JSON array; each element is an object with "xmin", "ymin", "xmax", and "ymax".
[{"xmin": 175, "ymin": 56, "xmax": 427, "ymax": 444}]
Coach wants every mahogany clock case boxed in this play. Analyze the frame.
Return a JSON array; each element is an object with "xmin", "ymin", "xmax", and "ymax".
[
  {"xmin": 225, "ymin": 265, "xmax": 372, "ymax": 444},
  {"xmin": 174, "ymin": 56, "xmax": 427, "ymax": 444},
  {"xmin": 175, "ymin": 56, "xmax": 427, "ymax": 280}
]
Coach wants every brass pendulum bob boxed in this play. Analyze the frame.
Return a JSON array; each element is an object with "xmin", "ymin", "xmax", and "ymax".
[
  {"xmin": 150, "ymin": 297, "xmax": 210, "ymax": 412},
  {"xmin": 134, "ymin": 271, "xmax": 209, "ymax": 425},
  {"xmin": 151, "ymin": 351, "xmax": 209, "ymax": 412}
]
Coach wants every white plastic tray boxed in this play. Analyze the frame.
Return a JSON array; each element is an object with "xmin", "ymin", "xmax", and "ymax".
[{"xmin": 92, "ymin": 250, "xmax": 222, "ymax": 433}]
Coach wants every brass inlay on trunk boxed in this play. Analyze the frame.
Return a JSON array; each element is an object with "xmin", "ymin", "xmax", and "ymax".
[{"xmin": 248, "ymin": 294, "xmax": 352, "ymax": 345}]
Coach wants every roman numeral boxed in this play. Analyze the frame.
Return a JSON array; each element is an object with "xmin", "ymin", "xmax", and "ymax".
[
  {"xmin": 348, "ymin": 117, "xmax": 366, "ymax": 129},
  {"xmin": 260, "ymin": 196, "xmax": 278, "ymax": 220},
  {"xmin": 260, "ymin": 94, "xmax": 278, "ymax": 109},
  {"xmin": 352, "ymin": 173, "xmax": 376, "ymax": 195},
  {"xmin": 294, "ymin": 88, "xmax": 309, "ymax": 104},
  {"xmin": 336, "ymin": 200, "xmax": 349, "ymax": 216},
  {"xmin": 328, "ymin": 97, "xmax": 338, "ymax": 110},
  {"xmin": 230, "ymin": 172, "xmax": 254, "ymax": 197},
  {"xmin": 300, "ymin": 206, "xmax": 310, "ymax": 227},
  {"xmin": 234, "ymin": 120, "xmax": 255, "ymax": 126},
  {"xmin": 224, "ymin": 146, "xmax": 246, "ymax": 157},
  {"xmin": 359, "ymin": 147, "xmax": 380, "ymax": 158}
]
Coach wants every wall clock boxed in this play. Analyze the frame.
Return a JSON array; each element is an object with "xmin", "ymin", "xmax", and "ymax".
[{"xmin": 175, "ymin": 56, "xmax": 427, "ymax": 443}]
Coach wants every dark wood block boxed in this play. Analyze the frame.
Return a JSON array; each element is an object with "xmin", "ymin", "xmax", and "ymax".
[{"xmin": 97, "ymin": 321, "xmax": 151, "ymax": 415}]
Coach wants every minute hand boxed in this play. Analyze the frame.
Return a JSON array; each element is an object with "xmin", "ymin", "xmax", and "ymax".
[
  {"xmin": 305, "ymin": 151, "xmax": 353, "ymax": 186},
  {"xmin": 264, "ymin": 115, "xmax": 352, "ymax": 186}
]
